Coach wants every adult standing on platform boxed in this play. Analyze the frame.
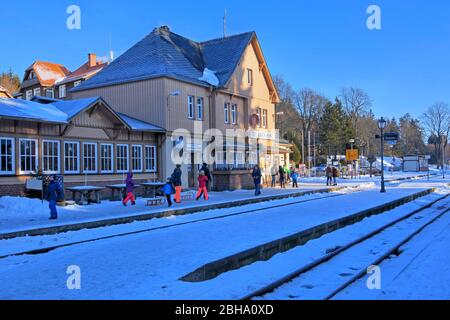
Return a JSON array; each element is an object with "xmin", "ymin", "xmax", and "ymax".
[
  {"xmin": 171, "ymin": 164, "xmax": 182, "ymax": 203},
  {"xmin": 252, "ymin": 165, "xmax": 262, "ymax": 196}
]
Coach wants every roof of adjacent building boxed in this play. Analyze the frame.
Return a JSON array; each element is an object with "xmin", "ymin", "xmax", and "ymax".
[
  {"xmin": 25, "ymin": 61, "xmax": 71, "ymax": 87},
  {"xmin": 57, "ymin": 59, "xmax": 108, "ymax": 85},
  {"xmin": 72, "ymin": 27, "xmax": 256, "ymax": 92},
  {"xmin": 0, "ymin": 97, "xmax": 165, "ymax": 132},
  {"xmin": 0, "ymin": 86, "xmax": 12, "ymax": 98},
  {"xmin": 118, "ymin": 112, "xmax": 165, "ymax": 132}
]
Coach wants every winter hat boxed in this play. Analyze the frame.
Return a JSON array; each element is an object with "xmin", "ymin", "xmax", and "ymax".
[{"xmin": 199, "ymin": 170, "xmax": 205, "ymax": 175}]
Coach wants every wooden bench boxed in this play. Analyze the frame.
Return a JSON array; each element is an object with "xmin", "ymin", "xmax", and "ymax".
[
  {"xmin": 146, "ymin": 197, "xmax": 166, "ymax": 206},
  {"xmin": 181, "ymin": 191, "xmax": 196, "ymax": 201}
]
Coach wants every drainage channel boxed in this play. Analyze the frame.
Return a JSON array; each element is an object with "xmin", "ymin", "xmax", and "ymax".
[{"xmin": 180, "ymin": 188, "xmax": 434, "ymax": 283}]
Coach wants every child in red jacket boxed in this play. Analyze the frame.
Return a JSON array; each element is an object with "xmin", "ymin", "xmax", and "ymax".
[{"xmin": 196, "ymin": 171, "xmax": 209, "ymax": 201}]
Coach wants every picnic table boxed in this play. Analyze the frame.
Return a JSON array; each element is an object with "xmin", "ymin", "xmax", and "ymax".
[
  {"xmin": 140, "ymin": 182, "xmax": 166, "ymax": 198},
  {"xmin": 66, "ymin": 186, "xmax": 105, "ymax": 205},
  {"xmin": 105, "ymin": 184, "xmax": 128, "ymax": 201}
]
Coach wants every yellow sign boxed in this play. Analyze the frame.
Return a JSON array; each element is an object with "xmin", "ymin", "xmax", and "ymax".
[{"xmin": 346, "ymin": 149, "xmax": 359, "ymax": 161}]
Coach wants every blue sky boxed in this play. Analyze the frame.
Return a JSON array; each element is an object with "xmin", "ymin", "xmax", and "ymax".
[{"xmin": 1, "ymin": 0, "xmax": 449, "ymax": 119}]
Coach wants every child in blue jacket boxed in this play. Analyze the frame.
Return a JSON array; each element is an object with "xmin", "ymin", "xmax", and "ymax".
[
  {"xmin": 160, "ymin": 178, "xmax": 175, "ymax": 207},
  {"xmin": 291, "ymin": 171, "xmax": 299, "ymax": 188}
]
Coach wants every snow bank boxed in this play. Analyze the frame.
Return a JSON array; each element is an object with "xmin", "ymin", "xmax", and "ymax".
[{"xmin": 0, "ymin": 196, "xmax": 48, "ymax": 218}]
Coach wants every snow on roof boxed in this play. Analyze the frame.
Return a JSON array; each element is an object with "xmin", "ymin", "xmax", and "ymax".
[
  {"xmin": 198, "ymin": 68, "xmax": 219, "ymax": 87},
  {"xmin": 0, "ymin": 98, "xmax": 68, "ymax": 123},
  {"xmin": 72, "ymin": 28, "xmax": 254, "ymax": 92},
  {"xmin": 32, "ymin": 61, "xmax": 70, "ymax": 86},
  {"xmin": 118, "ymin": 113, "xmax": 165, "ymax": 132},
  {"xmin": 51, "ymin": 97, "xmax": 100, "ymax": 119},
  {"xmin": 0, "ymin": 97, "xmax": 165, "ymax": 133}
]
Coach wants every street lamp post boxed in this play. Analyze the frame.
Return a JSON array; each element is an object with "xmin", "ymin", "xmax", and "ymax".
[{"xmin": 378, "ymin": 117, "xmax": 387, "ymax": 193}]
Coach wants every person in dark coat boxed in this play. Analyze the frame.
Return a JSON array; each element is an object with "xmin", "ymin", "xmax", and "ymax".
[
  {"xmin": 332, "ymin": 166, "xmax": 339, "ymax": 186},
  {"xmin": 123, "ymin": 171, "xmax": 136, "ymax": 206},
  {"xmin": 252, "ymin": 165, "xmax": 262, "ymax": 196},
  {"xmin": 171, "ymin": 164, "xmax": 182, "ymax": 203},
  {"xmin": 160, "ymin": 178, "xmax": 175, "ymax": 207},
  {"xmin": 200, "ymin": 162, "xmax": 212, "ymax": 190},
  {"xmin": 46, "ymin": 175, "xmax": 63, "ymax": 220},
  {"xmin": 279, "ymin": 165, "xmax": 286, "ymax": 188},
  {"xmin": 326, "ymin": 165, "xmax": 333, "ymax": 186}
]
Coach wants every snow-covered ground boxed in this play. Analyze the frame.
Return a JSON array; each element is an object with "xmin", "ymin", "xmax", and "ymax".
[
  {"xmin": 335, "ymin": 205, "xmax": 450, "ymax": 300},
  {"xmin": 0, "ymin": 186, "xmax": 434, "ymax": 299},
  {"xmin": 0, "ymin": 187, "xmax": 326, "ymax": 235}
]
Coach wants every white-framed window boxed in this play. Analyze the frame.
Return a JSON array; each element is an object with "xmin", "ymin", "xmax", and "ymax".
[
  {"xmin": 59, "ymin": 85, "xmax": 66, "ymax": 98},
  {"xmin": 42, "ymin": 140, "xmax": 60, "ymax": 174},
  {"xmin": 262, "ymin": 109, "xmax": 268, "ymax": 128},
  {"xmin": 26, "ymin": 90, "xmax": 32, "ymax": 100},
  {"xmin": 64, "ymin": 141, "xmax": 79, "ymax": 174},
  {"xmin": 46, "ymin": 88, "xmax": 54, "ymax": 98},
  {"xmin": 74, "ymin": 80, "xmax": 82, "ymax": 87},
  {"xmin": 29, "ymin": 71, "xmax": 35, "ymax": 80},
  {"xmin": 187, "ymin": 95, "xmax": 195, "ymax": 119},
  {"xmin": 19, "ymin": 138, "xmax": 38, "ymax": 174},
  {"xmin": 82, "ymin": 142, "xmax": 97, "ymax": 173},
  {"xmin": 231, "ymin": 104, "xmax": 237, "ymax": 125},
  {"xmin": 247, "ymin": 68, "xmax": 253, "ymax": 86},
  {"xmin": 256, "ymin": 108, "xmax": 262, "ymax": 128},
  {"xmin": 145, "ymin": 145, "xmax": 157, "ymax": 172},
  {"xmin": 116, "ymin": 144, "xmax": 129, "ymax": 173},
  {"xmin": 33, "ymin": 88, "xmax": 41, "ymax": 97},
  {"xmin": 224, "ymin": 102, "xmax": 230, "ymax": 124},
  {"xmin": 0, "ymin": 137, "xmax": 15, "ymax": 175},
  {"xmin": 131, "ymin": 145, "xmax": 143, "ymax": 172},
  {"xmin": 100, "ymin": 143, "xmax": 114, "ymax": 173},
  {"xmin": 197, "ymin": 97, "xmax": 204, "ymax": 121}
]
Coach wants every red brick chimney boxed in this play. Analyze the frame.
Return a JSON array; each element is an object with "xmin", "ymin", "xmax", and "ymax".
[{"xmin": 88, "ymin": 53, "xmax": 97, "ymax": 67}]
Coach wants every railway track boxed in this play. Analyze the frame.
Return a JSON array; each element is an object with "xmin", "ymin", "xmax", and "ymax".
[
  {"xmin": 243, "ymin": 193, "xmax": 450, "ymax": 300},
  {"xmin": 0, "ymin": 188, "xmax": 366, "ymax": 260}
]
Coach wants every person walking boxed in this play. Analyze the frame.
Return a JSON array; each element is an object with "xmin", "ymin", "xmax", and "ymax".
[
  {"xmin": 46, "ymin": 175, "xmax": 63, "ymax": 220},
  {"xmin": 332, "ymin": 166, "xmax": 339, "ymax": 186},
  {"xmin": 326, "ymin": 165, "xmax": 333, "ymax": 186},
  {"xmin": 123, "ymin": 171, "xmax": 136, "ymax": 206},
  {"xmin": 200, "ymin": 162, "xmax": 212, "ymax": 191},
  {"xmin": 284, "ymin": 164, "xmax": 291, "ymax": 183},
  {"xmin": 171, "ymin": 164, "xmax": 182, "ymax": 203},
  {"xmin": 279, "ymin": 165, "xmax": 286, "ymax": 188},
  {"xmin": 196, "ymin": 171, "xmax": 209, "ymax": 200},
  {"xmin": 291, "ymin": 170, "xmax": 299, "ymax": 188},
  {"xmin": 252, "ymin": 165, "xmax": 262, "ymax": 196},
  {"xmin": 160, "ymin": 178, "xmax": 175, "ymax": 207},
  {"xmin": 270, "ymin": 164, "xmax": 278, "ymax": 188}
]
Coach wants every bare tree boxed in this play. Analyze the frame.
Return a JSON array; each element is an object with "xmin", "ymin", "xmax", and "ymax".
[
  {"xmin": 422, "ymin": 102, "xmax": 450, "ymax": 168},
  {"xmin": 340, "ymin": 87, "xmax": 372, "ymax": 137}
]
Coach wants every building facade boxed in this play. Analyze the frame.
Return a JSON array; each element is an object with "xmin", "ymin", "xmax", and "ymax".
[
  {"xmin": 0, "ymin": 97, "xmax": 164, "ymax": 197},
  {"xmin": 71, "ymin": 26, "xmax": 290, "ymax": 190}
]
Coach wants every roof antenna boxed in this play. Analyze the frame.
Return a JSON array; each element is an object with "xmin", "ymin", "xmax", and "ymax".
[
  {"xmin": 108, "ymin": 35, "xmax": 114, "ymax": 62},
  {"xmin": 223, "ymin": 9, "xmax": 227, "ymax": 38}
]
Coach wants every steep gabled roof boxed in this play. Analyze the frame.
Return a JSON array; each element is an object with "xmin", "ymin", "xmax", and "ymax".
[
  {"xmin": 72, "ymin": 27, "xmax": 256, "ymax": 92},
  {"xmin": 25, "ymin": 61, "xmax": 71, "ymax": 87}
]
